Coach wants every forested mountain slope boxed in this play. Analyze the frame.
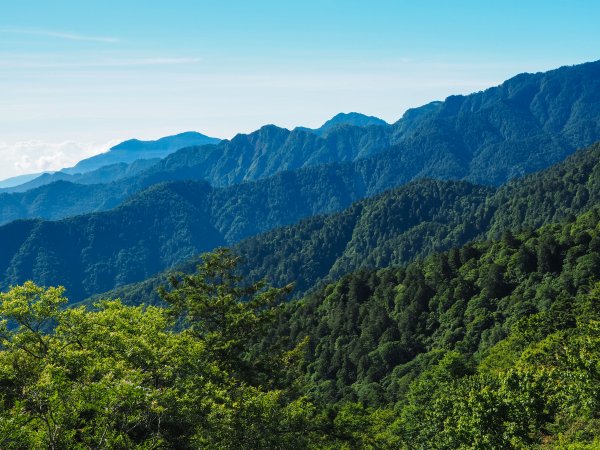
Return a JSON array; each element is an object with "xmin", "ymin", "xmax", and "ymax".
[
  {"xmin": 2, "ymin": 58, "xmax": 600, "ymax": 450},
  {"xmin": 389, "ymin": 60, "xmax": 600, "ymax": 184},
  {"xmin": 0, "ymin": 163, "xmax": 392, "ymax": 301},
  {"xmin": 1, "ymin": 61, "xmax": 600, "ymax": 226},
  {"xmin": 268, "ymin": 207, "xmax": 600, "ymax": 448},
  {"xmin": 233, "ymin": 139, "xmax": 600, "ymax": 294},
  {"xmin": 97, "ymin": 140, "xmax": 600, "ymax": 306},
  {"xmin": 130, "ymin": 122, "xmax": 393, "ymax": 187},
  {"xmin": 153, "ymin": 60, "xmax": 600, "ymax": 187},
  {"xmin": 0, "ymin": 123, "xmax": 392, "ymax": 225},
  {"xmin": 3, "ymin": 216, "xmax": 599, "ymax": 447}
]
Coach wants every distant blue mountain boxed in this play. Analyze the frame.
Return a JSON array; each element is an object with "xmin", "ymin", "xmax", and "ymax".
[
  {"xmin": 0, "ymin": 131, "xmax": 221, "ymax": 193},
  {"xmin": 0, "ymin": 172, "xmax": 50, "ymax": 189},
  {"xmin": 61, "ymin": 131, "xmax": 220, "ymax": 175},
  {"xmin": 1, "ymin": 159, "xmax": 160, "ymax": 194}
]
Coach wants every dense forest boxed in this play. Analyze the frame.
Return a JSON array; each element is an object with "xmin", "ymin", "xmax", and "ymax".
[
  {"xmin": 2, "ymin": 60, "xmax": 600, "ymax": 448},
  {"xmin": 2, "ymin": 207, "xmax": 599, "ymax": 447},
  {"xmin": 4, "ymin": 60, "xmax": 600, "ymax": 302},
  {"xmin": 97, "ymin": 140, "xmax": 600, "ymax": 307}
]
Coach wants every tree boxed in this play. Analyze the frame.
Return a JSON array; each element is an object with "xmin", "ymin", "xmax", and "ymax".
[
  {"xmin": 159, "ymin": 248, "xmax": 295, "ymax": 386},
  {"xmin": 0, "ymin": 252, "xmax": 325, "ymax": 449}
]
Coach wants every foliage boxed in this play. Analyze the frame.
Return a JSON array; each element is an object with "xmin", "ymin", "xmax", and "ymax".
[
  {"xmin": 3, "ymin": 209, "xmax": 600, "ymax": 447},
  {"xmin": 264, "ymin": 208, "xmax": 600, "ymax": 448},
  {"xmin": 3, "ymin": 61, "xmax": 600, "ymax": 305},
  {"xmin": 93, "ymin": 139, "xmax": 600, "ymax": 308},
  {"xmin": 0, "ymin": 252, "xmax": 325, "ymax": 449}
]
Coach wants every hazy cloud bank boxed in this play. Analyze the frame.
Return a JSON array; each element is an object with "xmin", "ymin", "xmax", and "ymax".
[{"xmin": 0, "ymin": 140, "xmax": 116, "ymax": 180}]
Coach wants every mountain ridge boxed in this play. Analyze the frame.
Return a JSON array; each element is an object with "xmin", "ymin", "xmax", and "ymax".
[
  {"xmin": 89, "ymin": 138, "xmax": 600, "ymax": 307},
  {"xmin": 1, "ymin": 60, "xmax": 599, "ymax": 226},
  {"xmin": 62, "ymin": 131, "xmax": 220, "ymax": 175}
]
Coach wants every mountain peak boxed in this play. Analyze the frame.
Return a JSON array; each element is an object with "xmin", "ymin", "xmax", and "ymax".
[
  {"xmin": 110, "ymin": 131, "xmax": 217, "ymax": 152},
  {"xmin": 319, "ymin": 112, "xmax": 388, "ymax": 130},
  {"xmin": 294, "ymin": 112, "xmax": 388, "ymax": 136},
  {"xmin": 63, "ymin": 131, "xmax": 220, "ymax": 175}
]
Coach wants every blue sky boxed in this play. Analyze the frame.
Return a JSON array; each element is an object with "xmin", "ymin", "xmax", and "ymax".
[{"xmin": 0, "ymin": 0, "xmax": 599, "ymax": 179}]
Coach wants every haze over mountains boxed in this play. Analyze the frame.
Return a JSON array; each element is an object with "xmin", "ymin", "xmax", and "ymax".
[
  {"xmin": 3, "ymin": 58, "xmax": 600, "ymax": 448},
  {"xmin": 0, "ymin": 132, "xmax": 220, "ymax": 193},
  {"xmin": 1, "ymin": 61, "xmax": 599, "ymax": 228},
  {"xmin": 1, "ymin": 61, "xmax": 600, "ymax": 303}
]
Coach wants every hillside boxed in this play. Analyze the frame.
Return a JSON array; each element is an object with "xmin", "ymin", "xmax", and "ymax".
[
  {"xmin": 0, "ymin": 123, "xmax": 393, "ymax": 225},
  {"xmin": 164, "ymin": 60, "xmax": 600, "ymax": 187},
  {"xmin": 0, "ymin": 165, "xmax": 382, "ymax": 301},
  {"xmin": 4, "ymin": 208, "xmax": 599, "ymax": 448},
  {"xmin": 390, "ymin": 60, "xmax": 600, "ymax": 184},
  {"xmin": 267, "ymin": 207, "xmax": 600, "ymax": 447},
  {"xmin": 96, "ymin": 139, "xmax": 600, "ymax": 307},
  {"xmin": 1, "ymin": 61, "xmax": 600, "ymax": 226}
]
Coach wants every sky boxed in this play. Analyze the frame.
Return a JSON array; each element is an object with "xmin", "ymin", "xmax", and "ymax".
[{"xmin": 0, "ymin": 0, "xmax": 599, "ymax": 180}]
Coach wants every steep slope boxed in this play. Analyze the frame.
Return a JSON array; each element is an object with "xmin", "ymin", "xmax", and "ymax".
[
  {"xmin": 391, "ymin": 60, "xmax": 600, "ymax": 184},
  {"xmin": 235, "ymin": 180, "xmax": 492, "ymax": 293},
  {"xmin": 0, "ymin": 182, "xmax": 224, "ymax": 301},
  {"xmin": 2, "ymin": 61, "xmax": 600, "ymax": 225},
  {"xmin": 0, "ymin": 124, "xmax": 393, "ymax": 225},
  {"xmin": 233, "ymin": 140, "xmax": 600, "ymax": 295},
  {"xmin": 4, "ymin": 212, "xmax": 600, "ymax": 449},
  {"xmin": 282, "ymin": 207, "xmax": 600, "ymax": 401},
  {"xmin": 152, "ymin": 60, "xmax": 600, "ymax": 188},
  {"xmin": 146, "ymin": 123, "xmax": 393, "ymax": 187},
  {"xmin": 0, "ymin": 165, "xmax": 383, "ymax": 300},
  {"xmin": 96, "ymin": 139, "xmax": 600, "ymax": 306},
  {"xmin": 268, "ymin": 208, "xmax": 600, "ymax": 448}
]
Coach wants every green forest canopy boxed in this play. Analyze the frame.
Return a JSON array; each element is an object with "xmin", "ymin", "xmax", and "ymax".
[{"xmin": 2, "ymin": 204, "xmax": 600, "ymax": 448}]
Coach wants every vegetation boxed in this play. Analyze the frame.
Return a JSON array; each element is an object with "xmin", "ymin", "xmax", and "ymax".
[
  {"xmin": 2, "ymin": 61, "xmax": 600, "ymax": 225},
  {"xmin": 2, "ymin": 59, "xmax": 600, "ymax": 448},
  {"xmin": 97, "ymin": 140, "xmax": 600, "ymax": 307},
  {"xmin": 267, "ymin": 207, "xmax": 600, "ymax": 448},
  {"xmin": 2, "ymin": 208, "xmax": 600, "ymax": 447},
  {"xmin": 0, "ymin": 250, "xmax": 326, "ymax": 448},
  {"xmin": 0, "ymin": 121, "xmax": 391, "ymax": 226}
]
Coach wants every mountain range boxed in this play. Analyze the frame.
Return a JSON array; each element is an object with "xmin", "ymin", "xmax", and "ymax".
[
  {"xmin": 0, "ymin": 61, "xmax": 599, "ymax": 228},
  {"xmin": 84, "ymin": 138, "xmax": 600, "ymax": 307},
  {"xmin": 1, "ymin": 61, "xmax": 600, "ymax": 302},
  {"xmin": 0, "ymin": 131, "xmax": 220, "ymax": 194},
  {"xmin": 3, "ymin": 59, "xmax": 600, "ymax": 448}
]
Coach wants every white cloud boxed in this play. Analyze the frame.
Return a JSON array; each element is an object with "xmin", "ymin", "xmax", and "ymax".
[
  {"xmin": 0, "ymin": 140, "xmax": 118, "ymax": 180},
  {"xmin": 0, "ymin": 27, "xmax": 119, "ymax": 43}
]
